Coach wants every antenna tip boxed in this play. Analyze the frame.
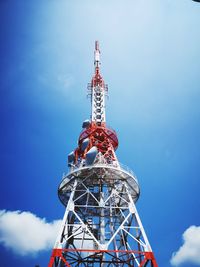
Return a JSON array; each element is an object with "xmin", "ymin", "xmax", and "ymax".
[{"xmin": 95, "ymin": 41, "xmax": 99, "ymax": 51}]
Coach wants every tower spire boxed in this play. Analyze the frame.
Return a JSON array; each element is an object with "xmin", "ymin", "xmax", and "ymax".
[
  {"xmin": 94, "ymin": 40, "xmax": 100, "ymax": 69},
  {"xmin": 90, "ymin": 41, "xmax": 107, "ymax": 126}
]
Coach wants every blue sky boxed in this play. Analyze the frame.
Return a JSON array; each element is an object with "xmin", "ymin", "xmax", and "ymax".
[{"xmin": 0, "ymin": 0, "xmax": 200, "ymax": 266}]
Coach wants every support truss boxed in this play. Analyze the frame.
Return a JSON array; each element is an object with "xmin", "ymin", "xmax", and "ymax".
[{"xmin": 49, "ymin": 165, "xmax": 158, "ymax": 267}]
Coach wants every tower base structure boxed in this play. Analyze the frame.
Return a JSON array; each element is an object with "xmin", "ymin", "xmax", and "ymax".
[
  {"xmin": 48, "ymin": 163, "xmax": 158, "ymax": 267},
  {"xmin": 49, "ymin": 249, "xmax": 157, "ymax": 267}
]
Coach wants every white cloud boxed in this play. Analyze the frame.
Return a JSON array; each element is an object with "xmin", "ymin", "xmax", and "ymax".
[
  {"xmin": 0, "ymin": 210, "xmax": 61, "ymax": 256},
  {"xmin": 170, "ymin": 225, "xmax": 200, "ymax": 266}
]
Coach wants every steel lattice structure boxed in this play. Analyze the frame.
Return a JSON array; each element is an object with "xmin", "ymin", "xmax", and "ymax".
[{"xmin": 48, "ymin": 42, "xmax": 158, "ymax": 267}]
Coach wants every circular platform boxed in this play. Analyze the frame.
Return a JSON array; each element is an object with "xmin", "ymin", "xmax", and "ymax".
[{"xmin": 58, "ymin": 164, "xmax": 140, "ymax": 208}]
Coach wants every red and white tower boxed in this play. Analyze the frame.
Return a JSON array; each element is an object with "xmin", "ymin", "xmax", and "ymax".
[{"xmin": 48, "ymin": 42, "xmax": 158, "ymax": 267}]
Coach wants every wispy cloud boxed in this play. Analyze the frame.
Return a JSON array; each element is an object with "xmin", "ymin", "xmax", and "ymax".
[
  {"xmin": 0, "ymin": 210, "xmax": 61, "ymax": 256},
  {"xmin": 57, "ymin": 74, "xmax": 74, "ymax": 90},
  {"xmin": 170, "ymin": 225, "xmax": 200, "ymax": 266}
]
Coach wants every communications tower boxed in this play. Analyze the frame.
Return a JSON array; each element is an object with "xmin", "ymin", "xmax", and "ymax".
[{"xmin": 48, "ymin": 42, "xmax": 158, "ymax": 267}]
